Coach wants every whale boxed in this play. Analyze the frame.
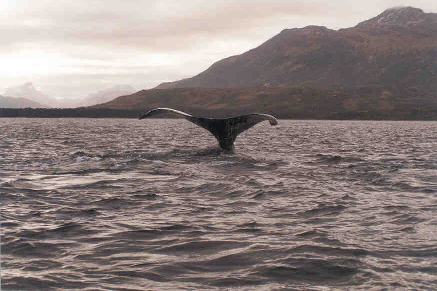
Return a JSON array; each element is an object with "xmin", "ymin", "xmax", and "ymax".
[{"xmin": 139, "ymin": 108, "xmax": 278, "ymax": 151}]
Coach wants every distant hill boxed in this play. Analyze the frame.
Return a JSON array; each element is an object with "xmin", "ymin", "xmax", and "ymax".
[
  {"xmin": 157, "ymin": 7, "xmax": 437, "ymax": 97},
  {"xmin": 2, "ymin": 83, "xmax": 136, "ymax": 108},
  {"xmin": 4, "ymin": 82, "xmax": 52, "ymax": 107},
  {"xmin": 0, "ymin": 95, "xmax": 47, "ymax": 108},
  {"xmin": 92, "ymin": 86, "xmax": 437, "ymax": 120},
  {"xmin": 80, "ymin": 85, "xmax": 135, "ymax": 106}
]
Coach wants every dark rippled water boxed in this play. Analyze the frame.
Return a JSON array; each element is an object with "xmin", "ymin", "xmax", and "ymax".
[{"xmin": 1, "ymin": 118, "xmax": 437, "ymax": 290}]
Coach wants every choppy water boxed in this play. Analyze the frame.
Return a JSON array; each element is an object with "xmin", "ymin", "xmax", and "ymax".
[{"xmin": 1, "ymin": 118, "xmax": 437, "ymax": 290}]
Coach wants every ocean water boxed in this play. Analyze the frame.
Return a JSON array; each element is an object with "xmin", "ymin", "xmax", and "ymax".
[{"xmin": 1, "ymin": 118, "xmax": 437, "ymax": 290}]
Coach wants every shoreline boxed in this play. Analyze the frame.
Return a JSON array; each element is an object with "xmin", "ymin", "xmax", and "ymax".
[{"xmin": 1, "ymin": 108, "xmax": 437, "ymax": 121}]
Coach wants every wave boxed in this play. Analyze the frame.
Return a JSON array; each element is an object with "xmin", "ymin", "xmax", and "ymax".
[{"xmin": 2, "ymin": 119, "xmax": 437, "ymax": 289}]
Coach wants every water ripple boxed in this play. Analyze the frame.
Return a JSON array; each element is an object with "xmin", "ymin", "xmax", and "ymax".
[{"xmin": 1, "ymin": 119, "xmax": 437, "ymax": 289}]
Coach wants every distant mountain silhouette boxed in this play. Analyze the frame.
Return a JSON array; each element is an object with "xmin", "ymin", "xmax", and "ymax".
[
  {"xmin": 0, "ymin": 95, "xmax": 47, "ymax": 108},
  {"xmin": 2, "ymin": 83, "xmax": 136, "ymax": 108},
  {"xmin": 91, "ymin": 7, "xmax": 437, "ymax": 120},
  {"xmin": 4, "ymin": 82, "xmax": 52, "ymax": 107},
  {"xmin": 80, "ymin": 85, "xmax": 135, "ymax": 106}
]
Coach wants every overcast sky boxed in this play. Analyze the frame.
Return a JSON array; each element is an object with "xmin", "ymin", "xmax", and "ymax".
[{"xmin": 1, "ymin": 0, "xmax": 436, "ymax": 99}]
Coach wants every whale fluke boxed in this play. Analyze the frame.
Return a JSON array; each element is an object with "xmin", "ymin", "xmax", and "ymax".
[{"xmin": 139, "ymin": 108, "xmax": 278, "ymax": 151}]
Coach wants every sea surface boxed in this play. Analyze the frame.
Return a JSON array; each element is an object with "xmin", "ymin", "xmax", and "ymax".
[{"xmin": 1, "ymin": 118, "xmax": 437, "ymax": 290}]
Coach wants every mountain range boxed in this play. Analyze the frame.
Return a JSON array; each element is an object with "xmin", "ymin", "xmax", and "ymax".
[
  {"xmin": 3, "ymin": 82, "xmax": 51, "ymax": 108},
  {"xmin": 79, "ymin": 85, "xmax": 135, "ymax": 107},
  {"xmin": 0, "ymin": 95, "xmax": 46, "ymax": 108},
  {"xmin": 2, "ymin": 7, "xmax": 436, "ymax": 120},
  {"xmin": 0, "ymin": 83, "xmax": 135, "ymax": 108},
  {"xmin": 95, "ymin": 7, "xmax": 437, "ymax": 119},
  {"xmin": 157, "ymin": 7, "xmax": 437, "ymax": 92}
]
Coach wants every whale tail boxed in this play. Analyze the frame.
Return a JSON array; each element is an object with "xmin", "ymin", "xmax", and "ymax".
[{"xmin": 139, "ymin": 108, "xmax": 278, "ymax": 151}]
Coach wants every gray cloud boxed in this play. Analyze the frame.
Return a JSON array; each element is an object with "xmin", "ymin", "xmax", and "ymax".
[{"xmin": 1, "ymin": 1, "xmax": 329, "ymax": 51}]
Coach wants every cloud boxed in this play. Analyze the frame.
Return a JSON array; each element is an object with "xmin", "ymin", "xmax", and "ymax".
[{"xmin": 1, "ymin": 0, "xmax": 329, "ymax": 52}]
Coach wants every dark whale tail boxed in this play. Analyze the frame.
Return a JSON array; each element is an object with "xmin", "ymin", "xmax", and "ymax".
[{"xmin": 139, "ymin": 108, "xmax": 278, "ymax": 151}]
